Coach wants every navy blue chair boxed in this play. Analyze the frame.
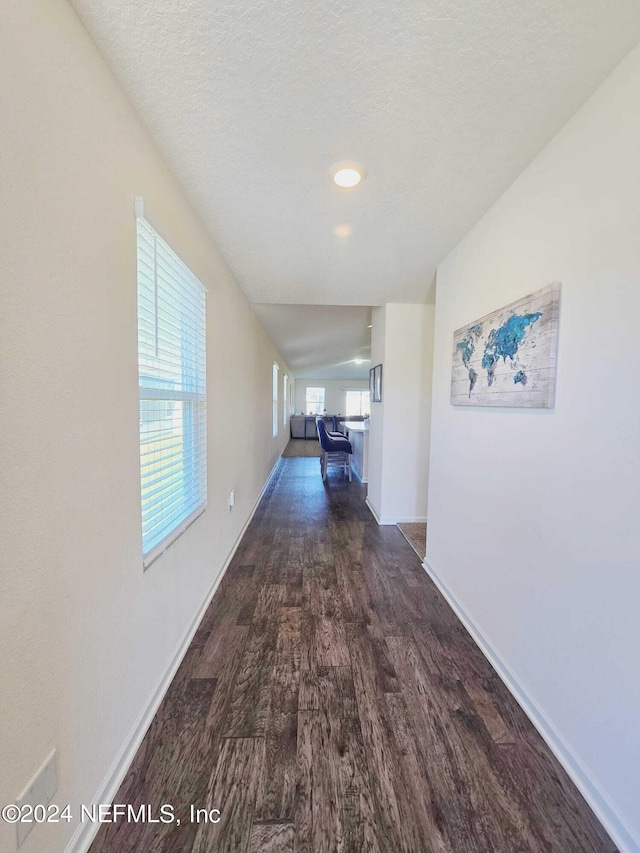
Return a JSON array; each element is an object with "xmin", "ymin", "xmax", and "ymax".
[
  {"xmin": 316, "ymin": 417, "xmax": 352, "ymax": 481},
  {"xmin": 327, "ymin": 416, "xmax": 344, "ymax": 438}
]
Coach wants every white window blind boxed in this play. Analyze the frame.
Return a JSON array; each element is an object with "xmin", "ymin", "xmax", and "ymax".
[
  {"xmin": 272, "ymin": 363, "xmax": 279, "ymax": 437},
  {"xmin": 136, "ymin": 215, "xmax": 207, "ymax": 567},
  {"xmin": 283, "ymin": 374, "xmax": 288, "ymax": 426}
]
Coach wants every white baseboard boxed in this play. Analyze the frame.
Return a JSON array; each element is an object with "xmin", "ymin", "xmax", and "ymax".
[
  {"xmin": 364, "ymin": 498, "xmax": 427, "ymax": 526},
  {"xmin": 64, "ymin": 457, "xmax": 283, "ymax": 853},
  {"xmin": 422, "ymin": 557, "xmax": 639, "ymax": 853},
  {"xmin": 365, "ymin": 497, "xmax": 383, "ymax": 524}
]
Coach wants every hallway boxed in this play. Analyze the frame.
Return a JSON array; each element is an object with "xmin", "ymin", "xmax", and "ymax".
[{"xmin": 90, "ymin": 458, "xmax": 614, "ymax": 853}]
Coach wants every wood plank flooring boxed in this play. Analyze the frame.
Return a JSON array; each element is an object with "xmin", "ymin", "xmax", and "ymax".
[{"xmin": 89, "ymin": 457, "xmax": 616, "ymax": 853}]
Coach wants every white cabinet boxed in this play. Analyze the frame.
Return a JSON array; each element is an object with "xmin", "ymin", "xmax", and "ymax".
[{"xmin": 341, "ymin": 421, "xmax": 369, "ymax": 483}]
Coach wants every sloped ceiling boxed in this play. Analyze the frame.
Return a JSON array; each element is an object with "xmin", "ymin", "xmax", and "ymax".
[
  {"xmin": 71, "ymin": 0, "xmax": 640, "ymax": 307},
  {"xmin": 252, "ymin": 304, "xmax": 371, "ymax": 379}
]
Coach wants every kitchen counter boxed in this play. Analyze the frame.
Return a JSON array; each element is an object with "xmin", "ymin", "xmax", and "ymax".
[
  {"xmin": 290, "ymin": 414, "xmax": 347, "ymax": 439},
  {"xmin": 341, "ymin": 420, "xmax": 369, "ymax": 432},
  {"xmin": 340, "ymin": 421, "xmax": 370, "ymax": 483}
]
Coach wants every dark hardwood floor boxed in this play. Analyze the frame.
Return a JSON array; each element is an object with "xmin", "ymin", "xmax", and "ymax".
[{"xmin": 90, "ymin": 457, "xmax": 615, "ymax": 853}]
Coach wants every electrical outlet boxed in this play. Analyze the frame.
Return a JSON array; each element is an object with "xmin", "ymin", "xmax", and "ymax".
[{"xmin": 15, "ymin": 750, "xmax": 58, "ymax": 847}]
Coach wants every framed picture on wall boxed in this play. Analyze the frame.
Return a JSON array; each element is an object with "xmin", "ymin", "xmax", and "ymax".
[
  {"xmin": 370, "ymin": 364, "xmax": 383, "ymax": 402},
  {"xmin": 450, "ymin": 282, "xmax": 560, "ymax": 408}
]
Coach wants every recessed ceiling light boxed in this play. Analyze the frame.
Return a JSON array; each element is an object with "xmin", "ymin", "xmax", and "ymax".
[
  {"xmin": 354, "ymin": 359, "xmax": 363, "ymax": 365},
  {"xmin": 331, "ymin": 162, "xmax": 366, "ymax": 189},
  {"xmin": 333, "ymin": 223, "xmax": 352, "ymax": 238},
  {"xmin": 367, "ymin": 324, "xmax": 372, "ymax": 328}
]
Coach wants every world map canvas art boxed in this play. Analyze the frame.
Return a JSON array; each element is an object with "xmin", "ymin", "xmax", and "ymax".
[{"xmin": 451, "ymin": 283, "xmax": 560, "ymax": 408}]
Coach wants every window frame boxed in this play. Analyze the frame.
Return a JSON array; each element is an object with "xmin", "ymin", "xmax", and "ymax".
[
  {"xmin": 283, "ymin": 373, "xmax": 288, "ymax": 426},
  {"xmin": 305, "ymin": 386, "xmax": 326, "ymax": 415},
  {"xmin": 136, "ymin": 200, "xmax": 208, "ymax": 569},
  {"xmin": 272, "ymin": 363, "xmax": 279, "ymax": 437},
  {"xmin": 344, "ymin": 389, "xmax": 370, "ymax": 417}
]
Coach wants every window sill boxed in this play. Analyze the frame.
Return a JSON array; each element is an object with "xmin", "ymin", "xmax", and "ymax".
[{"xmin": 142, "ymin": 503, "xmax": 207, "ymax": 570}]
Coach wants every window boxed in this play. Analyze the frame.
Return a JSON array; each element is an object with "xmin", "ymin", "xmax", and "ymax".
[
  {"xmin": 283, "ymin": 374, "xmax": 288, "ymax": 426},
  {"xmin": 345, "ymin": 390, "xmax": 370, "ymax": 417},
  {"xmin": 273, "ymin": 363, "xmax": 279, "ymax": 437},
  {"xmin": 306, "ymin": 386, "xmax": 325, "ymax": 415},
  {"xmin": 136, "ymin": 213, "xmax": 207, "ymax": 567}
]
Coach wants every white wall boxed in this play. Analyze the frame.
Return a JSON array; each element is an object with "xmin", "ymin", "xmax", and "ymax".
[
  {"xmin": 367, "ymin": 304, "xmax": 434, "ymax": 524},
  {"xmin": 428, "ymin": 44, "xmax": 640, "ymax": 853},
  {"xmin": 366, "ymin": 306, "xmax": 387, "ymax": 517},
  {"xmin": 0, "ymin": 3, "xmax": 291, "ymax": 852},
  {"xmin": 294, "ymin": 378, "xmax": 369, "ymax": 416}
]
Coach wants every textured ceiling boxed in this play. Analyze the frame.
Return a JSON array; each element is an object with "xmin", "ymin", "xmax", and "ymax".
[
  {"xmin": 71, "ymin": 0, "xmax": 640, "ymax": 307},
  {"xmin": 252, "ymin": 304, "xmax": 372, "ymax": 379}
]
